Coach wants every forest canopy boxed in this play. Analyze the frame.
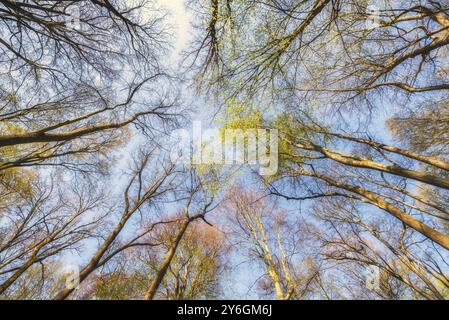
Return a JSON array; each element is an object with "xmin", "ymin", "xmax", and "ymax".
[{"xmin": 0, "ymin": 0, "xmax": 448, "ymax": 300}]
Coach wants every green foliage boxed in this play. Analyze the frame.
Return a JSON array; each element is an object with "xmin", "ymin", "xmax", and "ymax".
[
  {"xmin": 192, "ymin": 100, "xmax": 265, "ymax": 194},
  {"xmin": 274, "ymin": 113, "xmax": 306, "ymax": 163},
  {"xmin": 0, "ymin": 123, "xmax": 36, "ymax": 197},
  {"xmin": 87, "ymin": 272, "xmax": 148, "ymax": 300},
  {"xmin": 218, "ymin": 99, "xmax": 263, "ymax": 131}
]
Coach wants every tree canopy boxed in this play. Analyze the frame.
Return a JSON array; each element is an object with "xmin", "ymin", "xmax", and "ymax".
[{"xmin": 0, "ymin": 0, "xmax": 448, "ymax": 300}]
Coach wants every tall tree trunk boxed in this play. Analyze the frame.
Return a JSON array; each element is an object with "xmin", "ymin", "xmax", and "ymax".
[
  {"xmin": 301, "ymin": 170, "xmax": 449, "ymax": 250},
  {"xmin": 323, "ymin": 131, "xmax": 449, "ymax": 171},
  {"xmin": 144, "ymin": 218, "xmax": 190, "ymax": 300},
  {"xmin": 52, "ymin": 211, "xmax": 134, "ymax": 300},
  {"xmin": 295, "ymin": 142, "xmax": 449, "ymax": 190}
]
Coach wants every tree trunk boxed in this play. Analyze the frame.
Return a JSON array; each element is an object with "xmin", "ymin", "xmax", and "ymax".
[
  {"xmin": 143, "ymin": 218, "xmax": 190, "ymax": 300},
  {"xmin": 302, "ymin": 170, "xmax": 449, "ymax": 250}
]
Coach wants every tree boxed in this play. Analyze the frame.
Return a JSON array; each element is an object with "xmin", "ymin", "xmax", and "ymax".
[
  {"xmin": 143, "ymin": 171, "xmax": 221, "ymax": 300},
  {"xmin": 388, "ymin": 101, "xmax": 449, "ymax": 158},
  {"xmin": 76, "ymin": 172, "xmax": 226, "ymax": 300},
  {"xmin": 52, "ymin": 148, "xmax": 180, "ymax": 300},
  {"xmin": 225, "ymin": 186, "xmax": 323, "ymax": 300},
  {"xmin": 311, "ymin": 196, "xmax": 449, "ymax": 299},
  {"xmin": 0, "ymin": 176, "xmax": 104, "ymax": 296},
  {"xmin": 0, "ymin": 0, "xmax": 177, "ymax": 172},
  {"xmin": 0, "ymin": 1, "xmax": 190, "ymax": 300},
  {"xmin": 217, "ymin": 103, "xmax": 449, "ymax": 252},
  {"xmin": 141, "ymin": 222, "xmax": 226, "ymax": 300},
  {"xmin": 190, "ymin": 1, "xmax": 449, "ymax": 99}
]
